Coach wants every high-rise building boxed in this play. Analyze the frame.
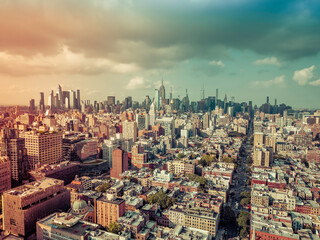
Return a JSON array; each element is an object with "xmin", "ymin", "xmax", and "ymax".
[
  {"xmin": 149, "ymin": 102, "xmax": 156, "ymax": 126},
  {"xmin": 203, "ymin": 112, "xmax": 210, "ymax": 130},
  {"xmin": 254, "ymin": 132, "xmax": 264, "ymax": 148},
  {"xmin": 107, "ymin": 96, "xmax": 115, "ymax": 105},
  {"xmin": 131, "ymin": 144, "xmax": 148, "ymax": 169},
  {"xmin": 0, "ymin": 128, "xmax": 27, "ymax": 184},
  {"xmin": 155, "ymin": 117, "xmax": 175, "ymax": 136},
  {"xmin": 48, "ymin": 90, "xmax": 54, "ymax": 109},
  {"xmin": 2, "ymin": 178, "xmax": 70, "ymax": 238},
  {"xmin": 154, "ymin": 89, "xmax": 160, "ymax": 110},
  {"xmin": 96, "ymin": 194, "xmax": 125, "ymax": 229},
  {"xmin": 122, "ymin": 120, "xmax": 137, "ymax": 142},
  {"xmin": 39, "ymin": 92, "xmax": 45, "ymax": 111},
  {"xmin": 136, "ymin": 113, "xmax": 149, "ymax": 131},
  {"xmin": 253, "ymin": 147, "xmax": 273, "ymax": 167},
  {"xmin": 29, "ymin": 99, "xmax": 35, "ymax": 112},
  {"xmin": 76, "ymin": 89, "xmax": 81, "ymax": 109},
  {"xmin": 23, "ymin": 131, "xmax": 62, "ymax": 170},
  {"xmin": 215, "ymin": 88, "xmax": 218, "ymax": 106},
  {"xmin": 0, "ymin": 156, "xmax": 11, "ymax": 194},
  {"xmin": 69, "ymin": 90, "xmax": 76, "ymax": 109},
  {"xmin": 110, "ymin": 148, "xmax": 128, "ymax": 179},
  {"xmin": 160, "ymin": 79, "xmax": 166, "ymax": 100},
  {"xmin": 266, "ymin": 96, "xmax": 269, "ymax": 104}
]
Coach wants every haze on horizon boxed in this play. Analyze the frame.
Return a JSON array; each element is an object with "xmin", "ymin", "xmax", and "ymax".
[{"xmin": 0, "ymin": 0, "xmax": 320, "ymax": 109}]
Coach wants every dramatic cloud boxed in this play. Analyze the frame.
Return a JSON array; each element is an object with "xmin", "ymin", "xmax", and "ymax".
[
  {"xmin": 126, "ymin": 77, "xmax": 152, "ymax": 90},
  {"xmin": 254, "ymin": 57, "xmax": 280, "ymax": 66},
  {"xmin": 0, "ymin": 0, "xmax": 320, "ymax": 75},
  {"xmin": 209, "ymin": 60, "xmax": 225, "ymax": 67},
  {"xmin": 309, "ymin": 79, "xmax": 320, "ymax": 86},
  {"xmin": 292, "ymin": 65, "xmax": 315, "ymax": 85},
  {"xmin": 0, "ymin": 46, "xmax": 139, "ymax": 76},
  {"xmin": 252, "ymin": 75, "xmax": 285, "ymax": 87}
]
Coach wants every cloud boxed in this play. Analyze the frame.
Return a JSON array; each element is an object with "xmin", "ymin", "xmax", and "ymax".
[
  {"xmin": 292, "ymin": 65, "xmax": 315, "ymax": 85},
  {"xmin": 0, "ymin": 0, "xmax": 319, "ymax": 76},
  {"xmin": 0, "ymin": 46, "xmax": 139, "ymax": 76},
  {"xmin": 126, "ymin": 77, "xmax": 152, "ymax": 90},
  {"xmin": 209, "ymin": 60, "xmax": 225, "ymax": 67},
  {"xmin": 309, "ymin": 79, "xmax": 320, "ymax": 86},
  {"xmin": 252, "ymin": 75, "xmax": 285, "ymax": 87},
  {"xmin": 254, "ymin": 57, "xmax": 280, "ymax": 66}
]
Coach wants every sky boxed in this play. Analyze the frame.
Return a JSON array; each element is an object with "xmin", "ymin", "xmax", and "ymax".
[{"xmin": 0, "ymin": 0, "xmax": 320, "ymax": 109}]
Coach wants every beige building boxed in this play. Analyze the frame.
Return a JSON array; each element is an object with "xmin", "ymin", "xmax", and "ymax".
[
  {"xmin": 167, "ymin": 159, "xmax": 195, "ymax": 175},
  {"xmin": 122, "ymin": 121, "xmax": 137, "ymax": 142},
  {"xmin": 0, "ymin": 156, "xmax": 11, "ymax": 194},
  {"xmin": 251, "ymin": 191, "xmax": 270, "ymax": 207},
  {"xmin": 95, "ymin": 193, "xmax": 125, "ymax": 228},
  {"xmin": 253, "ymin": 147, "xmax": 273, "ymax": 167},
  {"xmin": 168, "ymin": 205, "xmax": 185, "ymax": 228},
  {"xmin": 2, "ymin": 178, "xmax": 70, "ymax": 238},
  {"xmin": 23, "ymin": 131, "xmax": 62, "ymax": 169},
  {"xmin": 183, "ymin": 206, "xmax": 220, "ymax": 237},
  {"xmin": 254, "ymin": 132, "xmax": 264, "ymax": 148}
]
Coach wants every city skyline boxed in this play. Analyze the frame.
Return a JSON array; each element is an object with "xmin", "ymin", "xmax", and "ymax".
[{"xmin": 0, "ymin": 0, "xmax": 320, "ymax": 108}]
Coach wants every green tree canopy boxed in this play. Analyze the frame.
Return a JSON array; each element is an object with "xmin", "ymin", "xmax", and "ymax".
[
  {"xmin": 146, "ymin": 190, "xmax": 176, "ymax": 209},
  {"xmin": 240, "ymin": 198, "xmax": 250, "ymax": 207},
  {"xmin": 108, "ymin": 221, "xmax": 122, "ymax": 234},
  {"xmin": 96, "ymin": 182, "xmax": 111, "ymax": 193},
  {"xmin": 240, "ymin": 191, "xmax": 251, "ymax": 198}
]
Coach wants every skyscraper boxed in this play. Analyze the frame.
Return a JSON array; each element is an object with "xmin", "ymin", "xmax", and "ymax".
[
  {"xmin": 24, "ymin": 131, "xmax": 62, "ymax": 170},
  {"xmin": 107, "ymin": 96, "xmax": 115, "ymax": 105},
  {"xmin": 215, "ymin": 88, "xmax": 218, "ymax": 106},
  {"xmin": 76, "ymin": 89, "xmax": 81, "ymax": 109},
  {"xmin": 160, "ymin": 79, "xmax": 166, "ymax": 100},
  {"xmin": 29, "ymin": 99, "xmax": 35, "ymax": 112},
  {"xmin": 39, "ymin": 92, "xmax": 45, "ymax": 111},
  {"xmin": 0, "ymin": 128, "xmax": 27, "ymax": 184},
  {"xmin": 122, "ymin": 120, "xmax": 137, "ymax": 142},
  {"xmin": 154, "ymin": 89, "xmax": 160, "ymax": 110},
  {"xmin": 110, "ymin": 148, "xmax": 128, "ymax": 179},
  {"xmin": 266, "ymin": 96, "xmax": 269, "ymax": 104}
]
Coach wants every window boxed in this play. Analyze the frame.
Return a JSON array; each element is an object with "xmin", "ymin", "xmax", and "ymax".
[{"xmin": 10, "ymin": 218, "xmax": 16, "ymax": 226}]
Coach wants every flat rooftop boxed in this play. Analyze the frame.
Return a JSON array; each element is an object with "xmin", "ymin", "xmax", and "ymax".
[
  {"xmin": 38, "ymin": 212, "xmax": 98, "ymax": 236},
  {"xmin": 6, "ymin": 178, "xmax": 64, "ymax": 197}
]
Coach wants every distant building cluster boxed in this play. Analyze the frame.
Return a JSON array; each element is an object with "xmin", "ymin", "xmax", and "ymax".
[{"xmin": 0, "ymin": 83, "xmax": 319, "ymax": 239}]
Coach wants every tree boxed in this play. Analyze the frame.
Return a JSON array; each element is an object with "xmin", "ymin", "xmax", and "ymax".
[
  {"xmin": 240, "ymin": 227, "xmax": 249, "ymax": 238},
  {"xmin": 146, "ymin": 190, "xmax": 176, "ymax": 209},
  {"xmin": 240, "ymin": 191, "xmax": 251, "ymax": 198},
  {"xmin": 237, "ymin": 211, "xmax": 250, "ymax": 228},
  {"xmin": 240, "ymin": 198, "xmax": 250, "ymax": 207},
  {"xmin": 189, "ymin": 153, "xmax": 197, "ymax": 159},
  {"xmin": 222, "ymin": 157, "xmax": 235, "ymax": 163},
  {"xmin": 199, "ymin": 155, "xmax": 216, "ymax": 167},
  {"xmin": 108, "ymin": 221, "xmax": 122, "ymax": 234},
  {"xmin": 177, "ymin": 153, "xmax": 185, "ymax": 159},
  {"xmin": 186, "ymin": 174, "xmax": 207, "ymax": 187},
  {"xmin": 96, "ymin": 182, "xmax": 111, "ymax": 192}
]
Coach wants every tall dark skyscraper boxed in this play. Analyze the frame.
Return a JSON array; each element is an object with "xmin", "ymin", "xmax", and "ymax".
[
  {"xmin": 29, "ymin": 99, "xmax": 35, "ymax": 112},
  {"xmin": 267, "ymin": 96, "xmax": 270, "ymax": 104},
  {"xmin": 160, "ymin": 79, "xmax": 165, "ymax": 100},
  {"xmin": 215, "ymin": 88, "xmax": 218, "ymax": 106},
  {"xmin": 0, "ymin": 128, "xmax": 27, "ymax": 185},
  {"xmin": 77, "ymin": 89, "xmax": 81, "ymax": 109},
  {"xmin": 107, "ymin": 96, "xmax": 115, "ymax": 105},
  {"xmin": 39, "ymin": 92, "xmax": 45, "ymax": 111}
]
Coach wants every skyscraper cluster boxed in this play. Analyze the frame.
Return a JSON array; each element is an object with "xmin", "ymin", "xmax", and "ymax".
[{"xmin": 31, "ymin": 85, "xmax": 81, "ymax": 112}]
